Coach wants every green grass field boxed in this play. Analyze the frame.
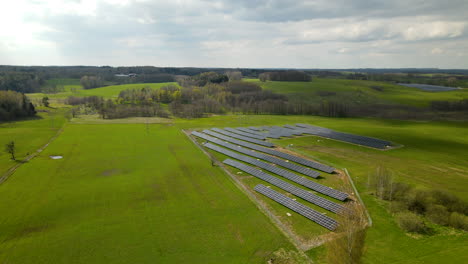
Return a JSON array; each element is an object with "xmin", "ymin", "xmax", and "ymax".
[
  {"xmin": 1, "ymin": 78, "xmax": 467, "ymax": 263},
  {"xmin": 0, "ymin": 108, "xmax": 67, "ymax": 176},
  {"xmin": 28, "ymin": 82, "xmax": 179, "ymax": 104},
  {"xmin": 1, "ymin": 113, "xmax": 467, "ymax": 263},
  {"xmin": 247, "ymin": 78, "xmax": 468, "ymax": 107},
  {"xmin": 0, "ymin": 123, "xmax": 293, "ymax": 264}
]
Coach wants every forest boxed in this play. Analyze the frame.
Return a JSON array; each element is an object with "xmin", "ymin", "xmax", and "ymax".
[{"xmin": 0, "ymin": 90, "xmax": 36, "ymax": 121}]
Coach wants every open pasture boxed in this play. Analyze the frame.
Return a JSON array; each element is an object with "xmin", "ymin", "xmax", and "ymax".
[
  {"xmin": 0, "ymin": 123, "xmax": 292, "ymax": 264},
  {"xmin": 247, "ymin": 78, "xmax": 468, "ymax": 107},
  {"xmin": 1, "ymin": 112, "xmax": 467, "ymax": 264}
]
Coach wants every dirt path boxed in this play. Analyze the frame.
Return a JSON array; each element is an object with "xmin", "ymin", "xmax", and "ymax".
[{"xmin": 0, "ymin": 125, "xmax": 66, "ymax": 185}]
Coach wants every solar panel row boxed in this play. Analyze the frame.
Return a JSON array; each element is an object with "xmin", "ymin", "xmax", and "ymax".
[
  {"xmin": 224, "ymin": 127, "xmax": 266, "ymax": 140},
  {"xmin": 211, "ymin": 128, "xmax": 275, "ymax": 147},
  {"xmin": 223, "ymin": 159, "xmax": 345, "ymax": 213},
  {"xmin": 261, "ymin": 126, "xmax": 295, "ymax": 137},
  {"xmin": 235, "ymin": 127, "xmax": 281, "ymax": 139},
  {"xmin": 254, "ymin": 184, "xmax": 338, "ymax": 231},
  {"xmin": 223, "ymin": 156, "xmax": 347, "ymax": 201},
  {"xmin": 191, "ymin": 131, "xmax": 320, "ymax": 178},
  {"xmin": 294, "ymin": 124, "xmax": 392, "ymax": 149},
  {"xmin": 248, "ymin": 126, "xmax": 261, "ymax": 131},
  {"xmin": 201, "ymin": 130, "xmax": 335, "ymax": 173},
  {"xmin": 206, "ymin": 143, "xmax": 328, "ymax": 197}
]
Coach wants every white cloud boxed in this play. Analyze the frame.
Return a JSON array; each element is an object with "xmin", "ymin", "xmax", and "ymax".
[
  {"xmin": 431, "ymin": 48, "xmax": 444, "ymax": 54},
  {"xmin": 0, "ymin": 0, "xmax": 467, "ymax": 67}
]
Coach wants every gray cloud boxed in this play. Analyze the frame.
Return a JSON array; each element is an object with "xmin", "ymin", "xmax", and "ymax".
[{"xmin": 0, "ymin": 0, "xmax": 467, "ymax": 68}]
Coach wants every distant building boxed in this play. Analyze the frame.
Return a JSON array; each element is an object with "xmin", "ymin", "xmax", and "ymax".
[{"xmin": 115, "ymin": 73, "xmax": 137, "ymax": 77}]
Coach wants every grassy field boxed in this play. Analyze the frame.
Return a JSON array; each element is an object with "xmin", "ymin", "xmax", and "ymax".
[
  {"xmin": 1, "ymin": 113, "xmax": 466, "ymax": 263},
  {"xmin": 0, "ymin": 108, "xmax": 67, "ymax": 176},
  {"xmin": 247, "ymin": 78, "xmax": 468, "ymax": 107},
  {"xmin": 28, "ymin": 82, "xmax": 179, "ymax": 104},
  {"xmin": 0, "ymin": 123, "xmax": 293, "ymax": 264},
  {"xmin": 2, "ymin": 77, "xmax": 467, "ymax": 263}
]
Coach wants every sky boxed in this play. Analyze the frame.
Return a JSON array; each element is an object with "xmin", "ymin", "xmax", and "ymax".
[{"xmin": 1, "ymin": 0, "xmax": 467, "ymax": 68}]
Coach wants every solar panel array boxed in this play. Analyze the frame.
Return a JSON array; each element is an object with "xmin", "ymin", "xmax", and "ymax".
[
  {"xmin": 254, "ymin": 184, "xmax": 338, "ymax": 231},
  {"xmin": 235, "ymin": 127, "xmax": 281, "ymax": 139},
  {"xmin": 204, "ymin": 143, "xmax": 316, "ymax": 184},
  {"xmin": 201, "ymin": 130, "xmax": 335, "ymax": 173},
  {"xmin": 294, "ymin": 124, "xmax": 392, "ymax": 149},
  {"xmin": 224, "ymin": 127, "xmax": 266, "ymax": 140},
  {"xmin": 211, "ymin": 128, "xmax": 275, "ymax": 147},
  {"xmin": 206, "ymin": 144, "xmax": 330, "ymax": 196},
  {"xmin": 222, "ymin": 157, "xmax": 347, "ymax": 201},
  {"xmin": 261, "ymin": 126, "xmax": 295, "ymax": 137},
  {"xmin": 223, "ymin": 159, "xmax": 345, "ymax": 213},
  {"xmin": 192, "ymin": 131, "xmax": 320, "ymax": 178}
]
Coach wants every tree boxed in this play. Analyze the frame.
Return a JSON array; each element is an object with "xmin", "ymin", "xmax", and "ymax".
[
  {"xmin": 5, "ymin": 141, "xmax": 16, "ymax": 161},
  {"xmin": 225, "ymin": 71, "xmax": 243, "ymax": 81},
  {"xmin": 326, "ymin": 200, "xmax": 368, "ymax": 264},
  {"xmin": 42, "ymin": 96, "xmax": 50, "ymax": 107},
  {"xmin": 367, "ymin": 165, "xmax": 393, "ymax": 200}
]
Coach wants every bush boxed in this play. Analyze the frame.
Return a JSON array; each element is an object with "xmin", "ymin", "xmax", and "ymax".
[
  {"xmin": 405, "ymin": 189, "xmax": 430, "ymax": 215},
  {"xmin": 430, "ymin": 190, "xmax": 468, "ymax": 215},
  {"xmin": 426, "ymin": 205, "xmax": 450, "ymax": 226},
  {"xmin": 397, "ymin": 212, "xmax": 430, "ymax": 234},
  {"xmin": 390, "ymin": 201, "xmax": 408, "ymax": 213},
  {"xmin": 448, "ymin": 212, "xmax": 468, "ymax": 231}
]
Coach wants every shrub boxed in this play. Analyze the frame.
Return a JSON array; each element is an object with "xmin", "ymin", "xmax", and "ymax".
[
  {"xmin": 405, "ymin": 189, "xmax": 430, "ymax": 215},
  {"xmin": 448, "ymin": 212, "xmax": 468, "ymax": 231},
  {"xmin": 397, "ymin": 212, "xmax": 430, "ymax": 234},
  {"xmin": 426, "ymin": 205, "xmax": 450, "ymax": 226},
  {"xmin": 391, "ymin": 182, "xmax": 412, "ymax": 201},
  {"xmin": 390, "ymin": 201, "xmax": 408, "ymax": 213},
  {"xmin": 316, "ymin": 91, "xmax": 336, "ymax": 97},
  {"xmin": 430, "ymin": 190, "xmax": 468, "ymax": 215}
]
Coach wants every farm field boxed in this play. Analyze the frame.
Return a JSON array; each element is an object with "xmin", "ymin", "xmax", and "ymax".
[
  {"xmin": 0, "ymin": 113, "xmax": 467, "ymax": 263},
  {"xmin": 0, "ymin": 108, "xmax": 67, "ymax": 176},
  {"xmin": 0, "ymin": 123, "xmax": 293, "ymax": 264},
  {"xmin": 28, "ymin": 82, "xmax": 179, "ymax": 103},
  {"xmin": 247, "ymin": 78, "xmax": 468, "ymax": 107},
  {"xmin": 1, "ymin": 78, "xmax": 467, "ymax": 263}
]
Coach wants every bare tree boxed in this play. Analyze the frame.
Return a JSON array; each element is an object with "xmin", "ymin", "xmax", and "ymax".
[
  {"xmin": 5, "ymin": 141, "xmax": 16, "ymax": 161},
  {"xmin": 326, "ymin": 200, "xmax": 368, "ymax": 264},
  {"xmin": 367, "ymin": 165, "xmax": 393, "ymax": 200},
  {"xmin": 225, "ymin": 71, "xmax": 243, "ymax": 81}
]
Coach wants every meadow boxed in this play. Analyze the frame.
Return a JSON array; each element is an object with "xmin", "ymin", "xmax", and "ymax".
[
  {"xmin": 1, "ymin": 78, "xmax": 467, "ymax": 263},
  {"xmin": 0, "ymin": 123, "xmax": 293, "ymax": 264},
  {"xmin": 28, "ymin": 81, "xmax": 179, "ymax": 103},
  {"xmin": 248, "ymin": 78, "xmax": 468, "ymax": 107},
  {"xmin": 0, "ymin": 108, "xmax": 67, "ymax": 176}
]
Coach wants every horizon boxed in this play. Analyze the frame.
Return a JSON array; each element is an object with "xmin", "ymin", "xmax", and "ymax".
[{"xmin": 1, "ymin": 0, "xmax": 467, "ymax": 68}]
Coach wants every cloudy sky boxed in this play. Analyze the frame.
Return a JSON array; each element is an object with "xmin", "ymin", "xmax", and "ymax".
[{"xmin": 1, "ymin": 0, "xmax": 467, "ymax": 68}]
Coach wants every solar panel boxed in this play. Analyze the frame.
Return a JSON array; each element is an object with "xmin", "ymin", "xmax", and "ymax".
[
  {"xmin": 294, "ymin": 124, "xmax": 392, "ymax": 149},
  {"xmin": 191, "ymin": 131, "xmax": 320, "ymax": 178},
  {"xmin": 261, "ymin": 126, "xmax": 295, "ymax": 137},
  {"xmin": 235, "ymin": 127, "xmax": 281, "ymax": 139},
  {"xmin": 211, "ymin": 128, "xmax": 275, "ymax": 147},
  {"xmin": 223, "ymin": 159, "xmax": 345, "ymax": 213},
  {"xmin": 224, "ymin": 127, "xmax": 267, "ymax": 140},
  {"xmin": 205, "ymin": 143, "xmax": 324, "ymax": 190},
  {"xmin": 200, "ymin": 130, "xmax": 335, "ymax": 173},
  {"xmin": 248, "ymin": 126, "xmax": 261, "ymax": 131},
  {"xmin": 254, "ymin": 184, "xmax": 338, "ymax": 231}
]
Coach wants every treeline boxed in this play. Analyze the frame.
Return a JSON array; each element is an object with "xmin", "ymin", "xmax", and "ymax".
[
  {"xmin": 369, "ymin": 166, "xmax": 467, "ymax": 233},
  {"xmin": 0, "ymin": 91, "xmax": 36, "ymax": 121},
  {"xmin": 259, "ymin": 71, "xmax": 311, "ymax": 82},
  {"xmin": 430, "ymin": 99, "xmax": 468, "ymax": 111},
  {"xmin": 0, "ymin": 72, "xmax": 44, "ymax": 93},
  {"xmin": 347, "ymin": 72, "xmax": 468, "ymax": 88}
]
